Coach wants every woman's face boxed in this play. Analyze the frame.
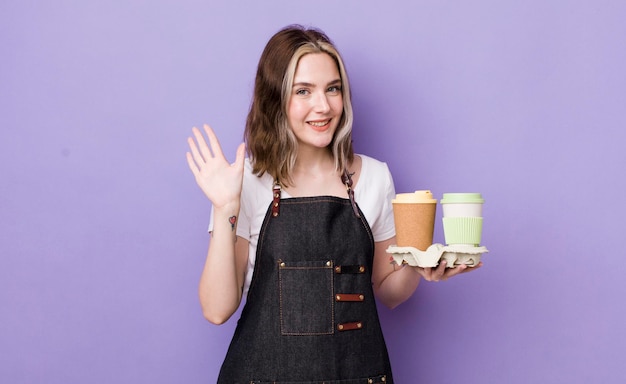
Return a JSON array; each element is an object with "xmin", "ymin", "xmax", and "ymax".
[{"xmin": 287, "ymin": 53, "xmax": 343, "ymax": 151}]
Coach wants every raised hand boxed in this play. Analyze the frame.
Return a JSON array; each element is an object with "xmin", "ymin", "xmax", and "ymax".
[{"xmin": 186, "ymin": 124, "xmax": 246, "ymax": 208}]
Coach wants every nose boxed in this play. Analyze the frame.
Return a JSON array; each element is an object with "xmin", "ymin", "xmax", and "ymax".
[{"xmin": 312, "ymin": 91, "xmax": 331, "ymax": 113}]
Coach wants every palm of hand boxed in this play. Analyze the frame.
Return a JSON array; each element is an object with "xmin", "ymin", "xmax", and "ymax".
[{"xmin": 186, "ymin": 124, "xmax": 246, "ymax": 208}]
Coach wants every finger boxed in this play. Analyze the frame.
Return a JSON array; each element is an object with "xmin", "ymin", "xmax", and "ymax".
[
  {"xmin": 444, "ymin": 264, "xmax": 468, "ymax": 279},
  {"xmin": 433, "ymin": 260, "xmax": 447, "ymax": 281},
  {"xmin": 192, "ymin": 126, "xmax": 215, "ymax": 162},
  {"xmin": 187, "ymin": 136, "xmax": 206, "ymax": 167},
  {"xmin": 203, "ymin": 124, "xmax": 226, "ymax": 161},
  {"xmin": 460, "ymin": 261, "xmax": 483, "ymax": 274},
  {"xmin": 185, "ymin": 151, "xmax": 200, "ymax": 176},
  {"xmin": 416, "ymin": 267, "xmax": 435, "ymax": 281},
  {"xmin": 233, "ymin": 142, "xmax": 246, "ymax": 168}
]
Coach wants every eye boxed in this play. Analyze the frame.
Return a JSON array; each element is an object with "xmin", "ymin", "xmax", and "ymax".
[
  {"xmin": 295, "ymin": 88, "xmax": 310, "ymax": 96},
  {"xmin": 327, "ymin": 85, "xmax": 342, "ymax": 93}
]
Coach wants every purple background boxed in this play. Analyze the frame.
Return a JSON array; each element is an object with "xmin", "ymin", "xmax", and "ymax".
[{"xmin": 2, "ymin": 1, "xmax": 625, "ymax": 383}]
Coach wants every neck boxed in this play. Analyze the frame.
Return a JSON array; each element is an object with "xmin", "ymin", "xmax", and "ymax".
[{"xmin": 293, "ymin": 146, "xmax": 336, "ymax": 175}]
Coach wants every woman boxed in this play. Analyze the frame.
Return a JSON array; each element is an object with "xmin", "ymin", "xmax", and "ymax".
[{"xmin": 186, "ymin": 24, "xmax": 476, "ymax": 384}]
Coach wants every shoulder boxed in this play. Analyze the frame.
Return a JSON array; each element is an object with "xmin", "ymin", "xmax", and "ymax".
[
  {"xmin": 357, "ymin": 154, "xmax": 393, "ymax": 183},
  {"xmin": 354, "ymin": 153, "xmax": 395, "ymax": 200}
]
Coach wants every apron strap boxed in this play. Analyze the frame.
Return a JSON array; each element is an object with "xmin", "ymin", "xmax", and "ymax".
[
  {"xmin": 271, "ymin": 183, "xmax": 281, "ymax": 217},
  {"xmin": 341, "ymin": 170, "xmax": 361, "ymax": 218},
  {"xmin": 272, "ymin": 170, "xmax": 361, "ymax": 219}
]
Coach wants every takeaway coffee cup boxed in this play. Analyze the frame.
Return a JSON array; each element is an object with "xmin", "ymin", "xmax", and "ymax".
[
  {"xmin": 392, "ymin": 190, "xmax": 437, "ymax": 250},
  {"xmin": 440, "ymin": 193, "xmax": 484, "ymax": 246}
]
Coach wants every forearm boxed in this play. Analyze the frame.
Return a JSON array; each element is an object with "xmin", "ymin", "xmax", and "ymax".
[
  {"xmin": 372, "ymin": 238, "xmax": 422, "ymax": 309},
  {"xmin": 198, "ymin": 203, "xmax": 245, "ymax": 324},
  {"xmin": 375, "ymin": 265, "xmax": 421, "ymax": 309}
]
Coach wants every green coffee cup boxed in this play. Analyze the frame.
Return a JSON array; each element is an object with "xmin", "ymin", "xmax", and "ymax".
[
  {"xmin": 442, "ymin": 217, "xmax": 483, "ymax": 246},
  {"xmin": 441, "ymin": 193, "xmax": 485, "ymax": 246}
]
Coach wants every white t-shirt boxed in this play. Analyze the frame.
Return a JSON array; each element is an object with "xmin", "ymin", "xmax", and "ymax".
[{"xmin": 210, "ymin": 154, "xmax": 396, "ymax": 296}]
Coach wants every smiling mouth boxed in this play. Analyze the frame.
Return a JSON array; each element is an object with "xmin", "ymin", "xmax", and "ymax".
[{"xmin": 308, "ymin": 120, "xmax": 331, "ymax": 128}]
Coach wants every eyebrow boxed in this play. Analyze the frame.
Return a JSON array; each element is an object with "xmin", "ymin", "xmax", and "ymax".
[{"xmin": 292, "ymin": 79, "xmax": 342, "ymax": 88}]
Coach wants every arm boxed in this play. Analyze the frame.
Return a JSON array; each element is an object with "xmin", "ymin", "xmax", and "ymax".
[
  {"xmin": 186, "ymin": 124, "xmax": 247, "ymax": 324},
  {"xmin": 372, "ymin": 237, "xmax": 421, "ymax": 309},
  {"xmin": 198, "ymin": 230, "xmax": 249, "ymax": 325}
]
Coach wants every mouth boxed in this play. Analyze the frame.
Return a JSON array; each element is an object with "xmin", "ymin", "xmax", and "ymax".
[{"xmin": 307, "ymin": 119, "xmax": 332, "ymax": 131}]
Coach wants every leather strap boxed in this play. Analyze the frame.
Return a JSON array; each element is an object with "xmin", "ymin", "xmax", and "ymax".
[
  {"xmin": 271, "ymin": 183, "xmax": 281, "ymax": 217},
  {"xmin": 335, "ymin": 293, "xmax": 365, "ymax": 302},
  {"xmin": 337, "ymin": 321, "xmax": 363, "ymax": 331},
  {"xmin": 341, "ymin": 170, "xmax": 361, "ymax": 218}
]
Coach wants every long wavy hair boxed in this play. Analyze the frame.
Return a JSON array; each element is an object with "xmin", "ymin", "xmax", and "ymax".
[{"xmin": 244, "ymin": 25, "xmax": 354, "ymax": 186}]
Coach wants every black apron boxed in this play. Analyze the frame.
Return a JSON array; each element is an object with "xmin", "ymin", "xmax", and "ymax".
[{"xmin": 217, "ymin": 175, "xmax": 393, "ymax": 383}]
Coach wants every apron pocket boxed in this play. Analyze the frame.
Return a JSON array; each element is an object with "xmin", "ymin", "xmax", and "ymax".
[{"xmin": 278, "ymin": 259, "xmax": 334, "ymax": 335}]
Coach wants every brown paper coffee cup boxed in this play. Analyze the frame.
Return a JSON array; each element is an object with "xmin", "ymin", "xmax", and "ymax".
[{"xmin": 392, "ymin": 191, "xmax": 437, "ymax": 251}]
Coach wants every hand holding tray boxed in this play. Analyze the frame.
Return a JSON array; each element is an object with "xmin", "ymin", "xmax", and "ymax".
[{"xmin": 386, "ymin": 243, "xmax": 488, "ymax": 268}]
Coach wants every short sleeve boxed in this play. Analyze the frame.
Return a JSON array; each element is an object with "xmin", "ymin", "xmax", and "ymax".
[
  {"xmin": 355, "ymin": 155, "xmax": 396, "ymax": 242},
  {"xmin": 235, "ymin": 186, "xmax": 252, "ymax": 241},
  {"xmin": 371, "ymin": 162, "xmax": 396, "ymax": 242}
]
